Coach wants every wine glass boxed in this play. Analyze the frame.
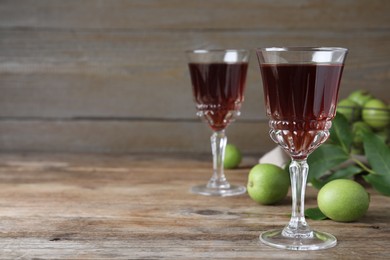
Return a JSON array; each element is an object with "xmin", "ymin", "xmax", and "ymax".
[
  {"xmin": 256, "ymin": 47, "xmax": 348, "ymax": 250},
  {"xmin": 186, "ymin": 49, "xmax": 249, "ymax": 196}
]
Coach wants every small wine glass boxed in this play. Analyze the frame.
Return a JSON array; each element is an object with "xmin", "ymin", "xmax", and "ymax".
[
  {"xmin": 256, "ymin": 47, "xmax": 348, "ymax": 250},
  {"xmin": 186, "ymin": 49, "xmax": 249, "ymax": 196}
]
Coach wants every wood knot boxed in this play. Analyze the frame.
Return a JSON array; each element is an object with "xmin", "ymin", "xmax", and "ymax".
[{"xmin": 194, "ymin": 209, "xmax": 223, "ymax": 216}]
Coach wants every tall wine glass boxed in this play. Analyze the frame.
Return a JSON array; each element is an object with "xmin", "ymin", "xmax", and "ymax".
[
  {"xmin": 186, "ymin": 49, "xmax": 249, "ymax": 196},
  {"xmin": 256, "ymin": 47, "xmax": 348, "ymax": 250}
]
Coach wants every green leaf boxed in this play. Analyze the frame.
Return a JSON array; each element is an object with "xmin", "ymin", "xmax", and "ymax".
[
  {"xmin": 305, "ymin": 207, "xmax": 328, "ymax": 220},
  {"xmin": 309, "ymin": 178, "xmax": 326, "ymax": 190},
  {"xmin": 308, "ymin": 144, "xmax": 350, "ymax": 188},
  {"xmin": 361, "ymin": 130, "xmax": 390, "ymax": 196},
  {"xmin": 312, "ymin": 164, "xmax": 363, "ymax": 189},
  {"xmin": 363, "ymin": 174, "xmax": 390, "ymax": 196},
  {"xmin": 328, "ymin": 113, "xmax": 353, "ymax": 153},
  {"xmin": 325, "ymin": 165, "xmax": 363, "ymax": 182}
]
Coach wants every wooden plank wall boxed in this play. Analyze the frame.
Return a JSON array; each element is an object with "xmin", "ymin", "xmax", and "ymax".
[{"xmin": 0, "ymin": 0, "xmax": 389, "ymax": 155}]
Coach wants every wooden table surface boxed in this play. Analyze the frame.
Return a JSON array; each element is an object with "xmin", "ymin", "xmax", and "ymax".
[{"xmin": 0, "ymin": 153, "xmax": 389, "ymax": 259}]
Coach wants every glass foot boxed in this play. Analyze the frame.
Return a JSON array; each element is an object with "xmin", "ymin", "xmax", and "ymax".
[
  {"xmin": 191, "ymin": 184, "xmax": 246, "ymax": 197},
  {"xmin": 260, "ymin": 229, "xmax": 337, "ymax": 251}
]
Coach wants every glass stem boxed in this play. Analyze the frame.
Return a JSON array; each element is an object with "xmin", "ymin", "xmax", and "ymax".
[
  {"xmin": 207, "ymin": 130, "xmax": 230, "ymax": 189},
  {"xmin": 283, "ymin": 159, "xmax": 313, "ymax": 238}
]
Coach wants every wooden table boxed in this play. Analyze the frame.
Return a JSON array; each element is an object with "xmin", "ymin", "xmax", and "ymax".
[{"xmin": 0, "ymin": 153, "xmax": 389, "ymax": 259}]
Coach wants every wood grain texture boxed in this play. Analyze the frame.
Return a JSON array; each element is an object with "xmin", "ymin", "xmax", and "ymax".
[
  {"xmin": 0, "ymin": 0, "xmax": 388, "ymax": 30},
  {"xmin": 0, "ymin": 0, "xmax": 389, "ymax": 153},
  {"xmin": 0, "ymin": 153, "xmax": 389, "ymax": 259},
  {"xmin": 0, "ymin": 120, "xmax": 274, "ymax": 154}
]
